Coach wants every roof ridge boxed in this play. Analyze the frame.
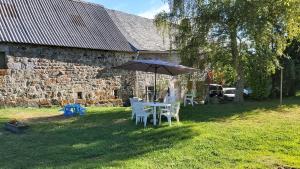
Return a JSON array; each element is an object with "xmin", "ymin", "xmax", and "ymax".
[{"xmin": 107, "ymin": 8, "xmax": 171, "ymax": 52}]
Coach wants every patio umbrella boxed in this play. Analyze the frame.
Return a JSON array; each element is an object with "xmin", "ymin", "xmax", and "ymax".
[{"xmin": 114, "ymin": 59, "xmax": 198, "ymax": 101}]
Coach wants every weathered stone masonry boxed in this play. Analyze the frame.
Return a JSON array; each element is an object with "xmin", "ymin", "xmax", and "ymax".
[
  {"xmin": 0, "ymin": 44, "xmax": 137, "ymax": 107},
  {"xmin": 0, "ymin": 0, "xmax": 187, "ymax": 107}
]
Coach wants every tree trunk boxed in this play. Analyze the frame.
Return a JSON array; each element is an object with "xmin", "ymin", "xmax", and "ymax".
[{"xmin": 230, "ymin": 27, "xmax": 244, "ymax": 103}]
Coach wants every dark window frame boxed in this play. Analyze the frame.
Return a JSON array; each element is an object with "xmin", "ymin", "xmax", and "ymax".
[
  {"xmin": 0, "ymin": 51, "xmax": 7, "ymax": 69},
  {"xmin": 113, "ymin": 89, "xmax": 119, "ymax": 99},
  {"xmin": 77, "ymin": 92, "xmax": 83, "ymax": 100}
]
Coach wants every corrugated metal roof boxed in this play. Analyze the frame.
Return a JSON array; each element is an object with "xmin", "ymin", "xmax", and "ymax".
[
  {"xmin": 0, "ymin": 0, "xmax": 134, "ymax": 52},
  {"xmin": 107, "ymin": 9, "xmax": 171, "ymax": 52}
]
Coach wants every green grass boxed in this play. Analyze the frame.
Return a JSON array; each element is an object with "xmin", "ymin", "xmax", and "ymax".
[{"xmin": 0, "ymin": 98, "xmax": 300, "ymax": 169}]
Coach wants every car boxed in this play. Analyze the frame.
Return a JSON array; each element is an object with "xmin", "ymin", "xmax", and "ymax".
[
  {"xmin": 223, "ymin": 87, "xmax": 251, "ymax": 101},
  {"xmin": 208, "ymin": 84, "xmax": 223, "ymax": 97},
  {"xmin": 243, "ymin": 88, "xmax": 252, "ymax": 98},
  {"xmin": 204, "ymin": 84, "xmax": 224, "ymax": 104},
  {"xmin": 223, "ymin": 88, "xmax": 235, "ymax": 101}
]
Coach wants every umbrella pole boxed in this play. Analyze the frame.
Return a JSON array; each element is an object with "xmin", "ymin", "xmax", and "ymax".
[{"xmin": 154, "ymin": 67, "xmax": 157, "ymax": 102}]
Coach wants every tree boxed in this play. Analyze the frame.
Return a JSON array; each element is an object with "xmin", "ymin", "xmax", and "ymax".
[
  {"xmin": 246, "ymin": 46, "xmax": 276, "ymax": 99},
  {"xmin": 155, "ymin": 0, "xmax": 300, "ymax": 103},
  {"xmin": 285, "ymin": 40, "xmax": 300, "ymax": 92},
  {"xmin": 271, "ymin": 39, "xmax": 300, "ymax": 98}
]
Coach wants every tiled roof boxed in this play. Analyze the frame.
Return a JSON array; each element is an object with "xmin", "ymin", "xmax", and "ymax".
[
  {"xmin": 107, "ymin": 9, "xmax": 171, "ymax": 52},
  {"xmin": 0, "ymin": 0, "xmax": 134, "ymax": 52}
]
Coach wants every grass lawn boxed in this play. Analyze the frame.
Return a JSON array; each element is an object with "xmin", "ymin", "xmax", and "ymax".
[{"xmin": 0, "ymin": 98, "xmax": 300, "ymax": 169}]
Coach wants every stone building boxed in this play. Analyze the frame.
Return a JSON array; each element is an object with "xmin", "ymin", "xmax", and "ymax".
[
  {"xmin": 0, "ymin": 0, "xmax": 177, "ymax": 107},
  {"xmin": 107, "ymin": 9, "xmax": 180, "ymax": 101}
]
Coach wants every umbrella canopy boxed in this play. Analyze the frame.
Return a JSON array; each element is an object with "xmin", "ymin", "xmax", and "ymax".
[
  {"xmin": 114, "ymin": 59, "xmax": 197, "ymax": 76},
  {"xmin": 114, "ymin": 59, "xmax": 198, "ymax": 101}
]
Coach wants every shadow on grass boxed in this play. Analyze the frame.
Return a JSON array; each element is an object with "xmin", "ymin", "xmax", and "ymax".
[
  {"xmin": 181, "ymin": 96, "xmax": 300, "ymax": 122},
  {"xmin": 26, "ymin": 115, "xmax": 66, "ymax": 123},
  {"xmin": 0, "ymin": 108, "xmax": 197, "ymax": 169}
]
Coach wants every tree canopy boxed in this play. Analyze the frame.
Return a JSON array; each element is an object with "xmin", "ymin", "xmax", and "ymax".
[{"xmin": 155, "ymin": 0, "xmax": 300, "ymax": 102}]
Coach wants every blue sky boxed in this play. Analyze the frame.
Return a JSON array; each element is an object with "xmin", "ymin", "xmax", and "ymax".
[{"xmin": 87, "ymin": 0, "xmax": 168, "ymax": 19}]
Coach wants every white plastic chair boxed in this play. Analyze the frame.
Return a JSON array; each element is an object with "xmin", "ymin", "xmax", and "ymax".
[
  {"xmin": 164, "ymin": 95, "xmax": 176, "ymax": 104},
  {"xmin": 130, "ymin": 97, "xmax": 141, "ymax": 119},
  {"xmin": 159, "ymin": 102, "xmax": 180, "ymax": 126},
  {"xmin": 184, "ymin": 94, "xmax": 194, "ymax": 107},
  {"xmin": 132, "ymin": 102, "xmax": 151, "ymax": 127},
  {"xmin": 163, "ymin": 95, "xmax": 176, "ymax": 112},
  {"xmin": 163, "ymin": 95, "xmax": 169, "ymax": 103}
]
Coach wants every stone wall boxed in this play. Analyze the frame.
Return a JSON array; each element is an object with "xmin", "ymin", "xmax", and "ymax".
[
  {"xmin": 0, "ymin": 43, "xmax": 137, "ymax": 107},
  {"xmin": 0, "ymin": 43, "xmax": 190, "ymax": 107}
]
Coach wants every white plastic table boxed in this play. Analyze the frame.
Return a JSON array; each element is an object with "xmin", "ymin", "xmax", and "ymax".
[{"xmin": 142, "ymin": 102, "xmax": 171, "ymax": 126}]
